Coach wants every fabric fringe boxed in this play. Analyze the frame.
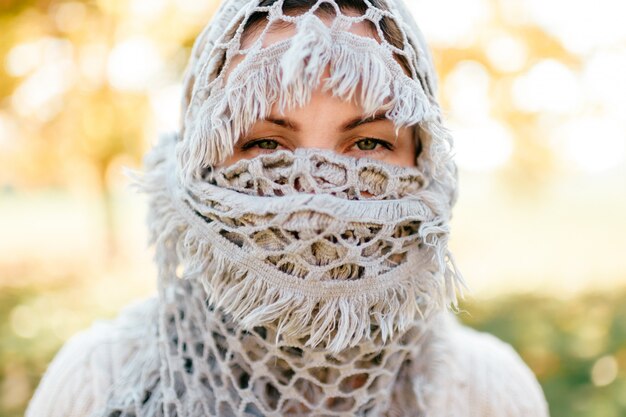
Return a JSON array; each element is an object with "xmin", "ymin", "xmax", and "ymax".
[
  {"xmin": 136, "ymin": 134, "xmax": 464, "ymax": 353},
  {"xmin": 178, "ymin": 25, "xmax": 436, "ymax": 183}
]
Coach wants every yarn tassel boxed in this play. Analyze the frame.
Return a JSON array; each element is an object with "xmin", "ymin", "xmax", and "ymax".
[{"xmin": 179, "ymin": 21, "xmax": 435, "ymax": 183}]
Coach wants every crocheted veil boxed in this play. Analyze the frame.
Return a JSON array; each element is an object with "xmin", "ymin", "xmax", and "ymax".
[{"xmin": 100, "ymin": 0, "xmax": 466, "ymax": 415}]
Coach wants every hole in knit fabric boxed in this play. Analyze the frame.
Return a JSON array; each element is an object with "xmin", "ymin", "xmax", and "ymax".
[
  {"xmin": 339, "ymin": 372, "xmax": 370, "ymax": 393},
  {"xmin": 243, "ymin": 402, "xmax": 265, "ymax": 417},
  {"xmin": 307, "ymin": 366, "xmax": 341, "ymax": 384},
  {"xmin": 212, "ymin": 331, "xmax": 229, "ymax": 360},
  {"xmin": 218, "ymin": 401, "xmax": 237, "ymax": 417},
  {"xmin": 293, "ymin": 377, "xmax": 324, "ymax": 406},
  {"xmin": 280, "ymin": 398, "xmax": 312, "ymax": 415},
  {"xmin": 325, "ymin": 395, "xmax": 356, "ymax": 412},
  {"xmin": 266, "ymin": 356, "xmax": 296, "ymax": 385},
  {"xmin": 325, "ymin": 263, "xmax": 364, "ymax": 280},
  {"xmin": 252, "ymin": 376, "xmax": 280, "ymax": 411},
  {"xmin": 355, "ymin": 351, "xmax": 384, "ymax": 369},
  {"xmin": 219, "ymin": 229, "xmax": 245, "ymax": 248},
  {"xmin": 230, "ymin": 361, "xmax": 251, "ymax": 389}
]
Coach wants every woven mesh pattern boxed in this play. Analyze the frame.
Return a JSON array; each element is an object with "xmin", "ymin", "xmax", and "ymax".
[
  {"xmin": 172, "ymin": 142, "xmax": 450, "ymax": 329},
  {"xmin": 157, "ymin": 279, "xmax": 429, "ymax": 417},
  {"xmin": 206, "ymin": 148, "xmax": 427, "ymax": 200},
  {"xmin": 176, "ymin": 0, "xmax": 452, "ymax": 185},
  {"xmin": 98, "ymin": 136, "xmax": 454, "ymax": 416},
  {"xmin": 97, "ymin": 1, "xmax": 463, "ymax": 415},
  {"xmin": 193, "ymin": 148, "xmax": 432, "ymax": 282}
]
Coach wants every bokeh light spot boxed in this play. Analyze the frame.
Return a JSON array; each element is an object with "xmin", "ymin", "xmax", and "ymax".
[
  {"xmin": 485, "ymin": 35, "xmax": 528, "ymax": 73},
  {"xmin": 591, "ymin": 355, "xmax": 619, "ymax": 387},
  {"xmin": 107, "ymin": 37, "xmax": 164, "ymax": 91},
  {"xmin": 51, "ymin": 1, "xmax": 87, "ymax": 33},
  {"xmin": 444, "ymin": 60, "xmax": 490, "ymax": 122},
  {"xmin": 512, "ymin": 59, "xmax": 582, "ymax": 113},
  {"xmin": 10, "ymin": 304, "xmax": 41, "ymax": 339},
  {"xmin": 408, "ymin": 0, "xmax": 490, "ymax": 47},
  {"xmin": 554, "ymin": 117, "xmax": 626, "ymax": 174},
  {"xmin": 451, "ymin": 119, "xmax": 514, "ymax": 172}
]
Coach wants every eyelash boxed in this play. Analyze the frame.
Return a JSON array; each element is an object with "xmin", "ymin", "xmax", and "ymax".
[
  {"xmin": 241, "ymin": 137, "xmax": 395, "ymax": 152},
  {"xmin": 241, "ymin": 138, "xmax": 281, "ymax": 151},
  {"xmin": 355, "ymin": 138, "xmax": 394, "ymax": 152}
]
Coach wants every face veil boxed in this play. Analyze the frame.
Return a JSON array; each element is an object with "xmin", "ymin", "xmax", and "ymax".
[{"xmin": 99, "ymin": 1, "xmax": 466, "ymax": 416}]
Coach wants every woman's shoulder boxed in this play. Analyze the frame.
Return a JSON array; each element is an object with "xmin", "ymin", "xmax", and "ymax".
[
  {"xmin": 434, "ymin": 315, "xmax": 550, "ymax": 417},
  {"xmin": 25, "ymin": 296, "xmax": 158, "ymax": 417}
]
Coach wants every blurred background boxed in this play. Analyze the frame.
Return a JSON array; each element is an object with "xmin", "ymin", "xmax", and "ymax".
[{"xmin": 0, "ymin": 0, "xmax": 624, "ymax": 415}]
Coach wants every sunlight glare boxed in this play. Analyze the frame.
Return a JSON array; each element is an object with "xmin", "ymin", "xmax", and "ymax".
[
  {"xmin": 5, "ymin": 42, "xmax": 40, "ymax": 77},
  {"xmin": 130, "ymin": 0, "xmax": 168, "ymax": 19},
  {"xmin": 150, "ymin": 84, "xmax": 183, "ymax": 132},
  {"xmin": 79, "ymin": 42, "xmax": 109, "ymax": 88},
  {"xmin": 107, "ymin": 37, "xmax": 164, "ymax": 91},
  {"xmin": 485, "ymin": 35, "xmax": 528, "ymax": 73},
  {"xmin": 11, "ymin": 58, "xmax": 76, "ymax": 121},
  {"xmin": 583, "ymin": 51, "xmax": 626, "ymax": 109},
  {"xmin": 51, "ymin": 1, "xmax": 87, "ymax": 33},
  {"xmin": 174, "ymin": 0, "xmax": 216, "ymax": 14},
  {"xmin": 450, "ymin": 119, "xmax": 514, "ymax": 172},
  {"xmin": 443, "ymin": 60, "xmax": 490, "ymax": 123},
  {"xmin": 408, "ymin": 0, "xmax": 489, "ymax": 47},
  {"xmin": 526, "ymin": 0, "xmax": 626, "ymax": 53},
  {"xmin": 6, "ymin": 37, "xmax": 72, "ymax": 77},
  {"xmin": 555, "ymin": 117, "xmax": 626, "ymax": 174},
  {"xmin": 0, "ymin": 112, "xmax": 19, "ymax": 149},
  {"xmin": 10, "ymin": 305, "xmax": 40, "ymax": 339},
  {"xmin": 512, "ymin": 59, "xmax": 582, "ymax": 114}
]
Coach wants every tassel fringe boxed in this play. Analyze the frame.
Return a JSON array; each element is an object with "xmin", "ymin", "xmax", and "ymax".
[{"xmin": 136, "ymin": 134, "xmax": 464, "ymax": 353}]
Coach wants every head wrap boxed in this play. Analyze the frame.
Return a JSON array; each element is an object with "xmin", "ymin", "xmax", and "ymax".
[{"xmin": 100, "ymin": 0, "xmax": 465, "ymax": 415}]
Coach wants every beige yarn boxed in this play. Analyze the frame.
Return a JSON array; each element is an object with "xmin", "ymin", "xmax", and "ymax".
[
  {"xmin": 176, "ymin": 0, "xmax": 455, "ymax": 187},
  {"xmin": 93, "ymin": 131, "xmax": 462, "ymax": 415},
  {"xmin": 25, "ymin": 0, "xmax": 551, "ymax": 416},
  {"xmin": 79, "ymin": 0, "xmax": 460, "ymax": 415}
]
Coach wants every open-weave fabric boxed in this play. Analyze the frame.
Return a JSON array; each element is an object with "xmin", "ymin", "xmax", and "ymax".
[
  {"xmin": 95, "ymin": 132, "xmax": 461, "ymax": 415},
  {"xmin": 204, "ymin": 147, "xmax": 428, "ymax": 200},
  {"xmin": 96, "ymin": 0, "xmax": 466, "ymax": 415},
  {"xmin": 177, "ymin": 0, "xmax": 456, "ymax": 188},
  {"xmin": 25, "ymin": 0, "xmax": 551, "ymax": 416}
]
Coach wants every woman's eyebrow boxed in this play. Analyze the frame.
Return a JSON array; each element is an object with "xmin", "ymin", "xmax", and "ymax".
[
  {"xmin": 342, "ymin": 111, "xmax": 389, "ymax": 131},
  {"xmin": 264, "ymin": 116, "xmax": 298, "ymax": 130},
  {"xmin": 263, "ymin": 110, "xmax": 390, "ymax": 132}
]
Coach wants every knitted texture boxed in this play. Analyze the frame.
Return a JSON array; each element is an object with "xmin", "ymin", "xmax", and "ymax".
[
  {"xmin": 26, "ymin": 300, "xmax": 550, "ymax": 417},
  {"xmin": 92, "ymin": 133, "xmax": 462, "ymax": 415},
  {"xmin": 25, "ymin": 0, "xmax": 551, "ymax": 416},
  {"xmin": 95, "ymin": 0, "xmax": 467, "ymax": 415},
  {"xmin": 176, "ymin": 0, "xmax": 456, "ymax": 191}
]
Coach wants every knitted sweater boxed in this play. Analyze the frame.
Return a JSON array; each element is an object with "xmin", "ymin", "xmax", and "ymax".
[{"xmin": 26, "ymin": 296, "xmax": 549, "ymax": 417}]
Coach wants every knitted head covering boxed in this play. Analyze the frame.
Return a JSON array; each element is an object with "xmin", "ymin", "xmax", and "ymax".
[{"xmin": 101, "ymin": 0, "xmax": 465, "ymax": 415}]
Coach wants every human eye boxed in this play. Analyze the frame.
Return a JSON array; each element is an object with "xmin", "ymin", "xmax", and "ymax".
[
  {"xmin": 351, "ymin": 137, "xmax": 394, "ymax": 152},
  {"xmin": 241, "ymin": 138, "xmax": 282, "ymax": 151}
]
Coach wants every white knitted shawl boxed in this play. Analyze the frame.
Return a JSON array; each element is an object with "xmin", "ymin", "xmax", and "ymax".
[{"xmin": 98, "ymin": 0, "xmax": 469, "ymax": 415}]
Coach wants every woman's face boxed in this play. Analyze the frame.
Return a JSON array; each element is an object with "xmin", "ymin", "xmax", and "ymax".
[{"xmin": 218, "ymin": 12, "xmax": 417, "ymax": 168}]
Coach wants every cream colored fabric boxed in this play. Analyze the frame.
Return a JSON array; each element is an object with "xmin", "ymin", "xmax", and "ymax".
[
  {"xmin": 27, "ymin": 0, "xmax": 550, "ymax": 415},
  {"xmin": 89, "ymin": 132, "xmax": 464, "ymax": 415},
  {"xmin": 26, "ymin": 297, "xmax": 549, "ymax": 417},
  {"xmin": 25, "ymin": 136, "xmax": 550, "ymax": 416}
]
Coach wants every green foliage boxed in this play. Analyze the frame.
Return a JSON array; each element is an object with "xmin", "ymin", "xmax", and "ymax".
[
  {"xmin": 459, "ymin": 292, "xmax": 626, "ymax": 417},
  {"xmin": 1, "ymin": 285, "xmax": 624, "ymax": 416}
]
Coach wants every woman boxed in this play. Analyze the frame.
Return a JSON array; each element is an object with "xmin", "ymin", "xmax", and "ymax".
[{"xmin": 26, "ymin": 0, "xmax": 550, "ymax": 416}]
